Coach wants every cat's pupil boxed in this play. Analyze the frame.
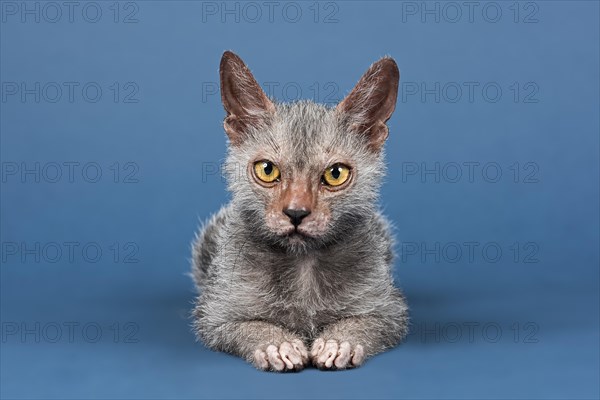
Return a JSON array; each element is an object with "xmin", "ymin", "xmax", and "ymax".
[
  {"xmin": 263, "ymin": 162, "xmax": 273, "ymax": 175},
  {"xmin": 331, "ymin": 167, "xmax": 341, "ymax": 179}
]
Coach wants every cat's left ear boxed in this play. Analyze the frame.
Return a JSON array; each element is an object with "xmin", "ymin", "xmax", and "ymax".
[{"xmin": 336, "ymin": 56, "xmax": 399, "ymax": 152}]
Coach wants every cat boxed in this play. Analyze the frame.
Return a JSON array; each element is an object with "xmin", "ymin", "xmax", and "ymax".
[{"xmin": 191, "ymin": 51, "xmax": 408, "ymax": 372}]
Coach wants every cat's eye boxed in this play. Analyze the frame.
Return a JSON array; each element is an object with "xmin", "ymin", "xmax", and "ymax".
[
  {"xmin": 322, "ymin": 163, "xmax": 351, "ymax": 187},
  {"xmin": 253, "ymin": 160, "xmax": 280, "ymax": 183}
]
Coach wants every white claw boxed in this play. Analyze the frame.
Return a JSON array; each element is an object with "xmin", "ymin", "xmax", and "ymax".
[
  {"xmin": 254, "ymin": 349, "xmax": 269, "ymax": 370},
  {"xmin": 352, "ymin": 344, "xmax": 365, "ymax": 366},
  {"xmin": 311, "ymin": 338, "xmax": 325, "ymax": 358},
  {"xmin": 254, "ymin": 341, "xmax": 308, "ymax": 372},
  {"xmin": 266, "ymin": 344, "xmax": 285, "ymax": 371},
  {"xmin": 311, "ymin": 339, "xmax": 365, "ymax": 370},
  {"xmin": 334, "ymin": 341, "xmax": 352, "ymax": 369}
]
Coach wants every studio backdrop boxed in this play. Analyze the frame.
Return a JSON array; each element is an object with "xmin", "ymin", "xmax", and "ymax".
[{"xmin": 1, "ymin": 1, "xmax": 599, "ymax": 399}]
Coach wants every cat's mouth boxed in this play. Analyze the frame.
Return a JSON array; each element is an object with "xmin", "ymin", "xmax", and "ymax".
[{"xmin": 284, "ymin": 227, "xmax": 314, "ymax": 240}]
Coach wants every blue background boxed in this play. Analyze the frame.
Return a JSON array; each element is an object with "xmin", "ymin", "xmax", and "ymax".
[{"xmin": 1, "ymin": 1, "xmax": 599, "ymax": 398}]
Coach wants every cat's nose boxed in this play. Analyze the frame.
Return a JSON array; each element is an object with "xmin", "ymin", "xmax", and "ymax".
[{"xmin": 283, "ymin": 208, "xmax": 311, "ymax": 227}]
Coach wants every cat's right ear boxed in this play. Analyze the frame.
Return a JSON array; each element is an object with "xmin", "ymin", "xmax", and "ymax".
[{"xmin": 220, "ymin": 51, "xmax": 275, "ymax": 145}]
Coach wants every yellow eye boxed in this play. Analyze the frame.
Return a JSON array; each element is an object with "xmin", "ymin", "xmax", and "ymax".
[
  {"xmin": 253, "ymin": 160, "xmax": 280, "ymax": 183},
  {"xmin": 322, "ymin": 163, "xmax": 351, "ymax": 187}
]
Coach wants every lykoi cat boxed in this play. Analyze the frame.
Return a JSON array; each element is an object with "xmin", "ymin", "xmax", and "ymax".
[{"xmin": 192, "ymin": 51, "xmax": 408, "ymax": 371}]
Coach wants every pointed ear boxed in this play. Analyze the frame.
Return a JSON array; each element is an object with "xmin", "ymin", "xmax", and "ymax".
[
  {"xmin": 220, "ymin": 51, "xmax": 275, "ymax": 145},
  {"xmin": 336, "ymin": 57, "xmax": 399, "ymax": 151}
]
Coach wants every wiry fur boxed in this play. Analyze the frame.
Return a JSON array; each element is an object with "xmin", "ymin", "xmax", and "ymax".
[{"xmin": 192, "ymin": 55, "xmax": 408, "ymax": 371}]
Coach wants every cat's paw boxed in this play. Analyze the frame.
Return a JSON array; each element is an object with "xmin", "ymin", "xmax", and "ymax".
[
  {"xmin": 253, "ymin": 339, "xmax": 309, "ymax": 372},
  {"xmin": 310, "ymin": 338, "xmax": 365, "ymax": 370}
]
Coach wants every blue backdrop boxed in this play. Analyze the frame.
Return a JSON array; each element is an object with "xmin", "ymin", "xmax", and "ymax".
[{"xmin": 1, "ymin": 1, "xmax": 598, "ymax": 398}]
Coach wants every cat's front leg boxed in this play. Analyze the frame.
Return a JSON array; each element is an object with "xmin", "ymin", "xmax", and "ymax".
[
  {"xmin": 199, "ymin": 320, "xmax": 309, "ymax": 372},
  {"xmin": 311, "ymin": 307, "xmax": 408, "ymax": 370}
]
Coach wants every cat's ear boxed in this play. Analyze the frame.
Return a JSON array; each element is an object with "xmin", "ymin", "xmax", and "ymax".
[
  {"xmin": 220, "ymin": 51, "xmax": 275, "ymax": 145},
  {"xmin": 336, "ymin": 56, "xmax": 399, "ymax": 152}
]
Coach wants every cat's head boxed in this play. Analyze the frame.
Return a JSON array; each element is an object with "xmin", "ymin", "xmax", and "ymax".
[{"xmin": 219, "ymin": 51, "xmax": 399, "ymax": 253}]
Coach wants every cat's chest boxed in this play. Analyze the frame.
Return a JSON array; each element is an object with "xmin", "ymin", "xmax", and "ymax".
[
  {"xmin": 233, "ymin": 250, "xmax": 363, "ymax": 333},
  {"xmin": 264, "ymin": 255, "xmax": 356, "ymax": 331},
  {"xmin": 289, "ymin": 256, "xmax": 320, "ymax": 297}
]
